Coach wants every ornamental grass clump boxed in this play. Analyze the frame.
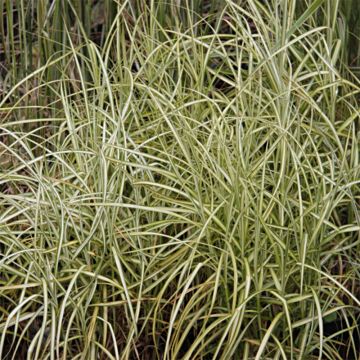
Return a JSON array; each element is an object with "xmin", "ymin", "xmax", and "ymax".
[{"xmin": 0, "ymin": 1, "xmax": 359, "ymax": 359}]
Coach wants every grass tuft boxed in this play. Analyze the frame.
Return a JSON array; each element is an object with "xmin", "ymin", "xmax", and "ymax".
[{"xmin": 1, "ymin": 1, "xmax": 359, "ymax": 359}]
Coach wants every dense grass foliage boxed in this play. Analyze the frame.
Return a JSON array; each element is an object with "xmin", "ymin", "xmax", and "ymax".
[{"xmin": 1, "ymin": 1, "xmax": 359, "ymax": 359}]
